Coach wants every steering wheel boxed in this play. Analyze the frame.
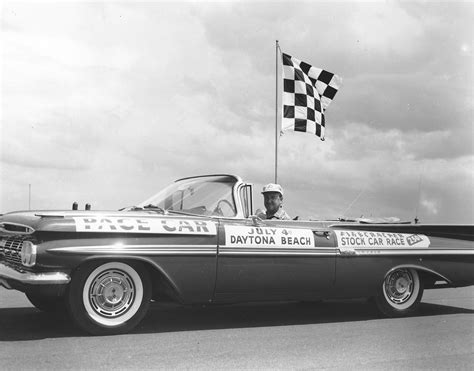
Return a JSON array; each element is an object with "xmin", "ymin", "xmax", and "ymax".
[{"xmin": 214, "ymin": 199, "xmax": 235, "ymax": 216}]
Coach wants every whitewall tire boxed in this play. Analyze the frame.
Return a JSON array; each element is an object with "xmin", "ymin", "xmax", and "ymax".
[
  {"xmin": 67, "ymin": 261, "xmax": 151, "ymax": 335},
  {"xmin": 375, "ymin": 268, "xmax": 424, "ymax": 317}
]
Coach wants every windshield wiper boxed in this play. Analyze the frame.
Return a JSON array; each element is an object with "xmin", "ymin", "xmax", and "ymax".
[
  {"xmin": 119, "ymin": 206, "xmax": 144, "ymax": 211},
  {"xmin": 141, "ymin": 204, "xmax": 167, "ymax": 214},
  {"xmin": 120, "ymin": 205, "xmax": 167, "ymax": 214}
]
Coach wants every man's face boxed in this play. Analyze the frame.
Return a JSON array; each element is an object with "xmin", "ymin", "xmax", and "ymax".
[{"xmin": 263, "ymin": 192, "xmax": 282, "ymax": 214}]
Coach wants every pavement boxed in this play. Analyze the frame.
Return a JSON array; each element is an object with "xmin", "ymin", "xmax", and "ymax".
[{"xmin": 0, "ymin": 286, "xmax": 473, "ymax": 370}]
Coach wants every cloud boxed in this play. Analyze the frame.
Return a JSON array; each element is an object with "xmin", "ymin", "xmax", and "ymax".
[
  {"xmin": 421, "ymin": 198, "xmax": 439, "ymax": 216},
  {"xmin": 330, "ymin": 122, "xmax": 472, "ymax": 161},
  {"xmin": 1, "ymin": 1, "xmax": 473, "ymax": 225},
  {"xmin": 196, "ymin": 1, "xmax": 473, "ymax": 159}
]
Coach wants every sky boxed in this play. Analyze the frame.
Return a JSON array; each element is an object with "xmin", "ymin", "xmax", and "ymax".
[{"xmin": 1, "ymin": 0, "xmax": 473, "ymax": 223}]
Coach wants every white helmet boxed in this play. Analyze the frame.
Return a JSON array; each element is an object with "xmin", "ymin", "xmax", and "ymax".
[{"xmin": 262, "ymin": 183, "xmax": 284, "ymax": 196}]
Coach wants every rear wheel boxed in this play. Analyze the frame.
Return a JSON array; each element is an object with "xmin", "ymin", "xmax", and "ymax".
[
  {"xmin": 375, "ymin": 268, "xmax": 424, "ymax": 317},
  {"xmin": 67, "ymin": 261, "xmax": 151, "ymax": 335},
  {"xmin": 26, "ymin": 292, "xmax": 66, "ymax": 313}
]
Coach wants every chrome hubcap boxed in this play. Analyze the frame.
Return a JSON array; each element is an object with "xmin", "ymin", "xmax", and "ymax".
[
  {"xmin": 89, "ymin": 269, "xmax": 135, "ymax": 317},
  {"xmin": 395, "ymin": 277, "xmax": 409, "ymax": 294},
  {"xmin": 384, "ymin": 269, "xmax": 414, "ymax": 304}
]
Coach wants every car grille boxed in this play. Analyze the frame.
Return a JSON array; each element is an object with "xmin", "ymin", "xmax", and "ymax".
[{"xmin": 0, "ymin": 236, "xmax": 30, "ymax": 272}]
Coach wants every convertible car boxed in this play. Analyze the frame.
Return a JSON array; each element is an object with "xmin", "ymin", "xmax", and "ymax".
[{"xmin": 1, "ymin": 174, "xmax": 473, "ymax": 335}]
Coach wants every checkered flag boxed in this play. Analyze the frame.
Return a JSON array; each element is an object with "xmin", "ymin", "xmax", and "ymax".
[{"xmin": 281, "ymin": 53, "xmax": 342, "ymax": 140}]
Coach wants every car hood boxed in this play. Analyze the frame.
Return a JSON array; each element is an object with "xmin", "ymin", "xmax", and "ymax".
[{"xmin": 0, "ymin": 210, "xmax": 206, "ymax": 233}]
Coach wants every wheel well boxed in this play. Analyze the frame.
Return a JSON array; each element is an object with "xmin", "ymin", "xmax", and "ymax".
[
  {"xmin": 143, "ymin": 263, "xmax": 183, "ymax": 303},
  {"xmin": 385, "ymin": 264, "xmax": 451, "ymax": 289},
  {"xmin": 71, "ymin": 257, "xmax": 183, "ymax": 304}
]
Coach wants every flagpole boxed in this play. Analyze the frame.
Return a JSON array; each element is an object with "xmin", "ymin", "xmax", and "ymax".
[{"xmin": 275, "ymin": 40, "xmax": 279, "ymax": 184}]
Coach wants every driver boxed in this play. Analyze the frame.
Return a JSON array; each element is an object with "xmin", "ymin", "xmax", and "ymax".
[{"xmin": 256, "ymin": 183, "xmax": 291, "ymax": 220}]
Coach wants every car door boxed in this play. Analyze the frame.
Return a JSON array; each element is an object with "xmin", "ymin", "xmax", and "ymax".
[{"xmin": 213, "ymin": 218, "xmax": 337, "ymax": 302}]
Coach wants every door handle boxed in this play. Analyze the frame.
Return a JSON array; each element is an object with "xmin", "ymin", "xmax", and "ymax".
[{"xmin": 314, "ymin": 231, "xmax": 331, "ymax": 239}]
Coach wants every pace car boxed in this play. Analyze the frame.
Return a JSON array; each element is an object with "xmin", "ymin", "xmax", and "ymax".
[{"xmin": 1, "ymin": 174, "xmax": 473, "ymax": 335}]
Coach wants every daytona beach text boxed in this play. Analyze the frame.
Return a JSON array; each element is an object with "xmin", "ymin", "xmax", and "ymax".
[
  {"xmin": 225, "ymin": 226, "xmax": 314, "ymax": 247},
  {"xmin": 229, "ymin": 235, "xmax": 312, "ymax": 246}
]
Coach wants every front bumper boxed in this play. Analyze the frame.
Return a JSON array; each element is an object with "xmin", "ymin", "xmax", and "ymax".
[{"xmin": 0, "ymin": 262, "xmax": 70, "ymax": 290}]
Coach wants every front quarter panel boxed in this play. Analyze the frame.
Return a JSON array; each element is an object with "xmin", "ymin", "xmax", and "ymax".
[{"xmin": 3, "ymin": 215, "xmax": 219, "ymax": 304}]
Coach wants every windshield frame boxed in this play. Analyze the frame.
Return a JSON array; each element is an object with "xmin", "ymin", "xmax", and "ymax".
[{"xmin": 136, "ymin": 174, "xmax": 245, "ymax": 218}]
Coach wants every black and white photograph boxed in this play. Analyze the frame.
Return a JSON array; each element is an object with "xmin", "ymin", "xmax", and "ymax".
[{"xmin": 1, "ymin": 0, "xmax": 473, "ymax": 369}]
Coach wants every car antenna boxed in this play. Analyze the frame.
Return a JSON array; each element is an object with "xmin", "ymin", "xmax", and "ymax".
[
  {"xmin": 340, "ymin": 185, "xmax": 366, "ymax": 220},
  {"xmin": 414, "ymin": 169, "xmax": 423, "ymax": 224}
]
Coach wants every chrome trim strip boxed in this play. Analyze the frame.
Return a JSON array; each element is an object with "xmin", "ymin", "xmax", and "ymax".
[
  {"xmin": 48, "ymin": 244, "xmax": 216, "ymax": 255},
  {"xmin": 0, "ymin": 262, "xmax": 70, "ymax": 285},
  {"xmin": 53, "ymin": 249, "xmax": 215, "ymax": 256},
  {"xmin": 342, "ymin": 249, "xmax": 474, "ymax": 256},
  {"xmin": 219, "ymin": 248, "xmax": 337, "ymax": 256},
  {"xmin": 219, "ymin": 251, "xmax": 338, "ymax": 256},
  {"xmin": 46, "ymin": 244, "xmax": 473, "ymax": 257},
  {"xmin": 218, "ymin": 248, "xmax": 472, "ymax": 257}
]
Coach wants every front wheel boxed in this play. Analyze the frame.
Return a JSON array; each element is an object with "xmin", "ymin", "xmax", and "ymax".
[
  {"xmin": 375, "ymin": 268, "xmax": 424, "ymax": 317},
  {"xmin": 67, "ymin": 261, "xmax": 151, "ymax": 335}
]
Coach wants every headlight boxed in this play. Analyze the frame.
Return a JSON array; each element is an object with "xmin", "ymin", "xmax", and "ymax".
[{"xmin": 21, "ymin": 241, "xmax": 37, "ymax": 267}]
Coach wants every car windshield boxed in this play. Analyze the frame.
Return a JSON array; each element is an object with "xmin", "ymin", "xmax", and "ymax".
[{"xmin": 136, "ymin": 175, "xmax": 237, "ymax": 217}]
